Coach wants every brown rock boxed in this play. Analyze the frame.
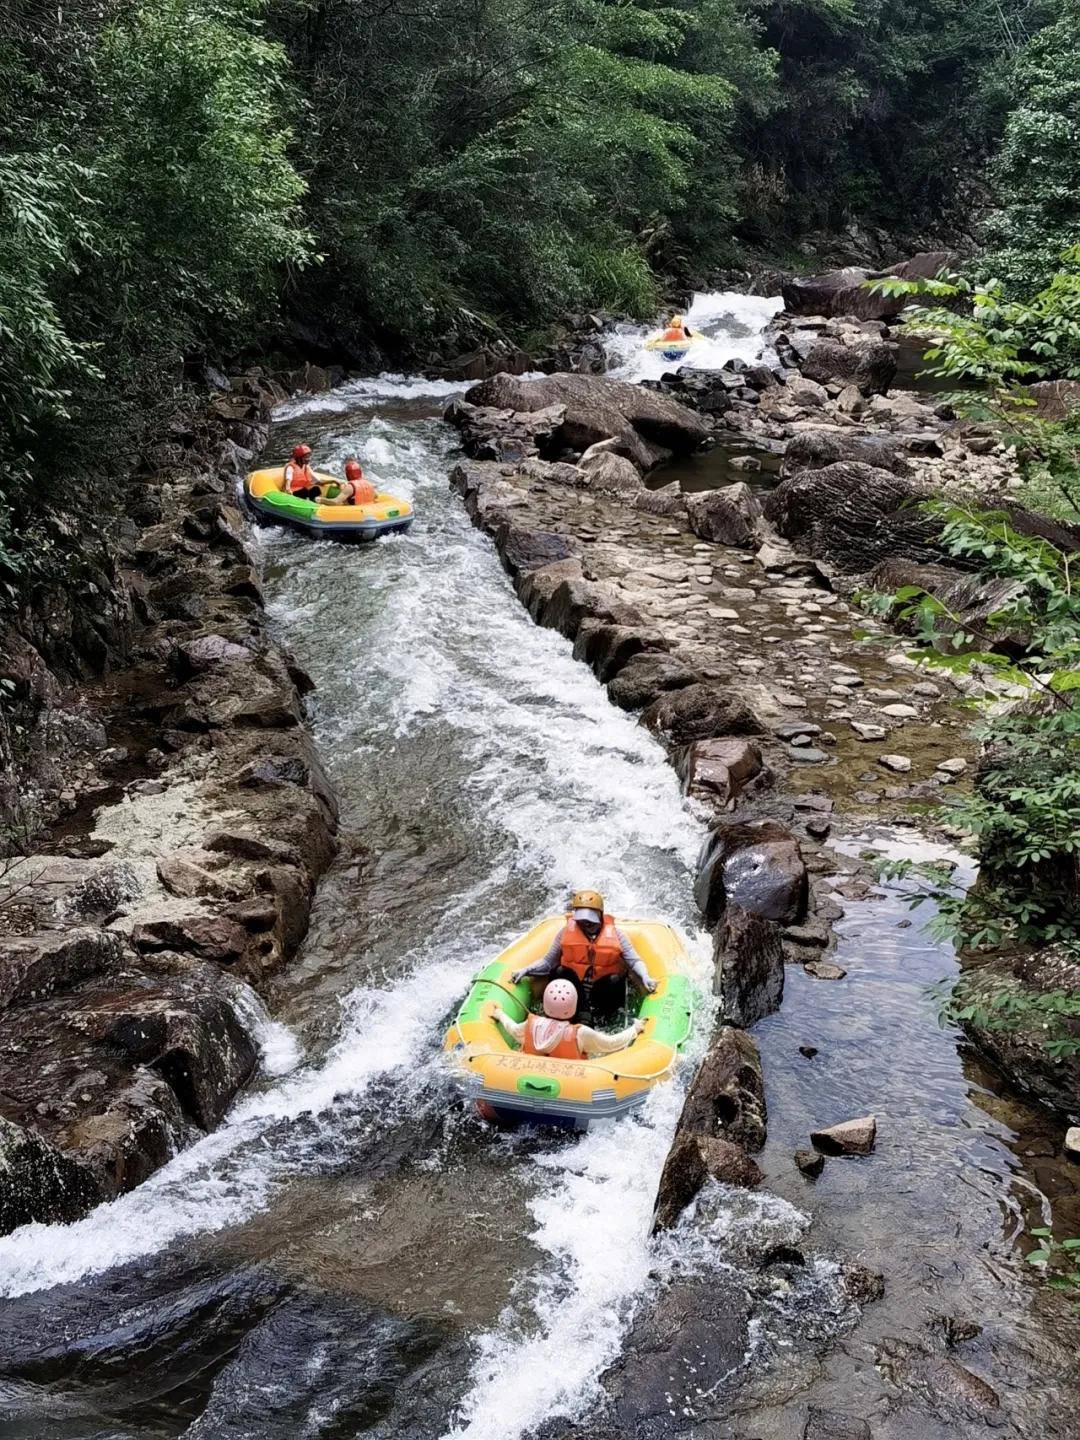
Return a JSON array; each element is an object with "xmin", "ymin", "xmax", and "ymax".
[
  {"xmin": 132, "ymin": 913, "xmax": 250, "ymax": 965},
  {"xmin": 0, "ymin": 930, "xmax": 124, "ymax": 1011},
  {"xmin": 676, "ymin": 1026, "xmax": 767, "ymax": 1151},
  {"xmin": 713, "ymin": 904, "xmax": 784, "ymax": 1028},
  {"xmin": 653, "ymin": 1131, "xmax": 762, "ymax": 1231},
  {"xmin": 463, "ymin": 371, "xmax": 709, "ymax": 471},
  {"xmin": 695, "ymin": 818, "xmax": 808, "ymax": 926},
  {"xmin": 606, "ymin": 652, "xmax": 700, "ymax": 711},
  {"xmin": 676, "ymin": 736, "xmax": 763, "ymax": 807},
  {"xmin": 811, "ymin": 1114, "xmax": 877, "ymax": 1155},
  {"xmin": 642, "ymin": 683, "xmax": 764, "ymax": 747},
  {"xmin": 684, "ymin": 482, "xmax": 764, "ymax": 547},
  {"xmin": 795, "ymin": 1147, "xmax": 825, "ymax": 1177}
]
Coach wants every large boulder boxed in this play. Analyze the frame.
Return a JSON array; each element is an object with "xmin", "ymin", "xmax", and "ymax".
[
  {"xmin": 463, "ymin": 372, "xmax": 709, "ymax": 472},
  {"xmin": 800, "ymin": 336, "xmax": 897, "ymax": 394},
  {"xmin": 764, "ymin": 462, "xmax": 940, "ymax": 573},
  {"xmin": 572, "ymin": 621, "xmax": 667, "ymax": 684},
  {"xmin": 606, "ymin": 652, "xmax": 700, "ymax": 711},
  {"xmin": 676, "ymin": 736, "xmax": 763, "ymax": 808},
  {"xmin": 0, "ymin": 1116, "xmax": 103, "ymax": 1235},
  {"xmin": 695, "ymin": 817, "xmax": 808, "ymax": 927},
  {"xmin": 781, "ymin": 252, "xmax": 952, "ymax": 321},
  {"xmin": 642, "ymin": 683, "xmax": 764, "ymax": 747},
  {"xmin": 783, "ymin": 428, "xmax": 912, "ymax": 477},
  {"xmin": 652, "ymin": 1131, "xmax": 762, "ymax": 1231},
  {"xmin": 684, "ymin": 481, "xmax": 765, "ymax": 547},
  {"xmin": 496, "ymin": 524, "xmax": 575, "ymax": 579},
  {"xmin": 767, "ymin": 463, "xmax": 1080, "ymax": 575},
  {"xmin": 867, "ymin": 558, "xmax": 1032, "ymax": 656},
  {"xmin": 713, "ymin": 903, "xmax": 785, "ymax": 1028},
  {"xmin": 1028, "ymin": 379, "xmax": 1080, "ymax": 421},
  {"xmin": 675, "ymin": 1025, "xmax": 767, "ymax": 1151}
]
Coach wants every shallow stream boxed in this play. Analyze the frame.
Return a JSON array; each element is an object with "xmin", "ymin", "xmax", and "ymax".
[{"xmin": 0, "ymin": 315, "xmax": 1076, "ymax": 1438}]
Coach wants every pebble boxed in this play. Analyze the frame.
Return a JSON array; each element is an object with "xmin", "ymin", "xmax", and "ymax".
[
  {"xmin": 805, "ymin": 960, "xmax": 847, "ymax": 980},
  {"xmin": 851, "ymin": 722, "xmax": 886, "ymax": 741},
  {"xmin": 912, "ymin": 682, "xmax": 941, "ymax": 697},
  {"xmin": 776, "ymin": 692, "xmax": 807, "ymax": 708},
  {"xmin": 776, "ymin": 723, "xmax": 822, "ymax": 740},
  {"xmin": 1064, "ymin": 1127, "xmax": 1080, "ymax": 1161},
  {"xmin": 795, "ymin": 1148, "xmax": 826, "ymax": 1178},
  {"xmin": 710, "ymin": 608, "xmax": 740, "ymax": 620},
  {"xmin": 789, "ymin": 746, "xmax": 827, "ymax": 763},
  {"xmin": 881, "ymin": 703, "xmax": 918, "ymax": 718},
  {"xmin": 936, "ymin": 757, "xmax": 968, "ymax": 775}
]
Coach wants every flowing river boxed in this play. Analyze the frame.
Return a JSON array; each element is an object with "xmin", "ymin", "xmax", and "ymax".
[{"xmin": 0, "ymin": 305, "xmax": 1076, "ymax": 1438}]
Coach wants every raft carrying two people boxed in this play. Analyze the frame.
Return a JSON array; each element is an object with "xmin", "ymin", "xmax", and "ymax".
[
  {"xmin": 644, "ymin": 313, "xmax": 699, "ymax": 360},
  {"xmin": 244, "ymin": 441, "xmax": 415, "ymax": 541},
  {"xmin": 445, "ymin": 889, "xmax": 695, "ymax": 1129}
]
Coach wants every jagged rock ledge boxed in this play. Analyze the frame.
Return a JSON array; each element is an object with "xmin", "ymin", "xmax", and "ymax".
[{"xmin": 0, "ymin": 366, "xmax": 339, "ymax": 1235}]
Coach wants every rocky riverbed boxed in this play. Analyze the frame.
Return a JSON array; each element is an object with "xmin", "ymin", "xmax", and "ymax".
[{"xmin": 0, "ymin": 367, "xmax": 340, "ymax": 1232}]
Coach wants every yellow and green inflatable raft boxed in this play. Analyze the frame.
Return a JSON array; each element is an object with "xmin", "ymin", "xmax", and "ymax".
[
  {"xmin": 444, "ymin": 916, "xmax": 695, "ymax": 1130},
  {"xmin": 644, "ymin": 332, "xmax": 700, "ymax": 361},
  {"xmin": 244, "ymin": 466, "xmax": 414, "ymax": 542}
]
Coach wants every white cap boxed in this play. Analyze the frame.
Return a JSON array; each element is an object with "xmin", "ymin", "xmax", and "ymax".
[{"xmin": 571, "ymin": 906, "xmax": 602, "ymax": 925}]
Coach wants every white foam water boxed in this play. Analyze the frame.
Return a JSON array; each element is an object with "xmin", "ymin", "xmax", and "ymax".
[
  {"xmin": 604, "ymin": 290, "xmax": 783, "ymax": 384},
  {"xmin": 0, "ymin": 393, "xmax": 710, "ymax": 1370},
  {"xmin": 228, "ymin": 983, "xmax": 304, "ymax": 1077}
]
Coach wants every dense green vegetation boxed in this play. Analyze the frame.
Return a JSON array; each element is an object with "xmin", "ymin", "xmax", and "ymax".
[
  {"xmin": 873, "ymin": 252, "xmax": 1080, "ymax": 519},
  {"xmin": 868, "ymin": 506, "xmax": 1080, "ymax": 1052},
  {"xmin": 0, "ymin": 0, "xmax": 1075, "ymax": 596}
]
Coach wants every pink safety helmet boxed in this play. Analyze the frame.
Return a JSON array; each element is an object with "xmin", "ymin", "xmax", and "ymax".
[{"xmin": 542, "ymin": 979, "xmax": 578, "ymax": 1020}]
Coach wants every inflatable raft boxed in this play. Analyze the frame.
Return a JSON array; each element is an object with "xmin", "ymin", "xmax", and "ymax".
[
  {"xmin": 244, "ymin": 466, "xmax": 414, "ymax": 541},
  {"xmin": 444, "ymin": 917, "xmax": 695, "ymax": 1130},
  {"xmin": 644, "ymin": 332, "xmax": 700, "ymax": 362}
]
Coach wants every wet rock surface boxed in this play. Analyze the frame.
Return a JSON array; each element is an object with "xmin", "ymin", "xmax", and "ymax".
[{"xmin": 0, "ymin": 374, "xmax": 338, "ymax": 1231}]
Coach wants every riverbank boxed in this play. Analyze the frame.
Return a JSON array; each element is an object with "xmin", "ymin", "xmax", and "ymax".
[
  {"xmin": 0, "ymin": 371, "xmax": 339, "ymax": 1233},
  {"xmin": 445, "ymin": 343, "xmax": 1080, "ymax": 1433}
]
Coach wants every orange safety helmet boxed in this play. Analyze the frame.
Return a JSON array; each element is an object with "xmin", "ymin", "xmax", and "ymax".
[
  {"xmin": 292, "ymin": 443, "xmax": 312, "ymax": 461},
  {"xmin": 570, "ymin": 888, "xmax": 604, "ymax": 915},
  {"xmin": 344, "ymin": 458, "xmax": 363, "ymax": 482}
]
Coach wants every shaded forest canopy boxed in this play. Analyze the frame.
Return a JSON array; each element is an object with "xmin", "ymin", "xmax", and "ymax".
[{"xmin": 1, "ymin": 0, "xmax": 1076, "ymax": 590}]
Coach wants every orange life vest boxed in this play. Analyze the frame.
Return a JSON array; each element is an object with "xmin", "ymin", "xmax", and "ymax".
[
  {"xmin": 284, "ymin": 460, "xmax": 317, "ymax": 494},
  {"xmin": 351, "ymin": 478, "xmax": 376, "ymax": 504},
  {"xmin": 522, "ymin": 1015, "xmax": 581, "ymax": 1060},
  {"xmin": 560, "ymin": 913, "xmax": 624, "ymax": 984},
  {"xmin": 662, "ymin": 326, "xmax": 687, "ymax": 342}
]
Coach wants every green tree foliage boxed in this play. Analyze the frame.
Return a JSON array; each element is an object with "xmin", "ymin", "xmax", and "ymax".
[
  {"xmin": 870, "ymin": 256, "xmax": 1080, "ymax": 518},
  {"xmin": 866, "ymin": 506, "xmax": 1080, "ymax": 970},
  {"xmin": 278, "ymin": 0, "xmax": 758, "ymax": 347},
  {"xmin": 738, "ymin": 0, "xmax": 1045, "ymax": 239},
  {"xmin": 0, "ymin": 0, "xmax": 308, "ymax": 587},
  {"xmin": 981, "ymin": 0, "xmax": 1080, "ymax": 291}
]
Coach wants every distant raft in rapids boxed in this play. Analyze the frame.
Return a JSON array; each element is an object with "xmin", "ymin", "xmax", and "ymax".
[
  {"xmin": 444, "ymin": 916, "xmax": 695, "ymax": 1131},
  {"xmin": 243, "ymin": 466, "xmax": 414, "ymax": 541},
  {"xmin": 643, "ymin": 330, "xmax": 700, "ymax": 362}
]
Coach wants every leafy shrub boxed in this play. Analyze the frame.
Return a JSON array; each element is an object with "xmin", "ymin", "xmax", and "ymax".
[{"xmin": 866, "ymin": 505, "xmax": 1080, "ymax": 959}]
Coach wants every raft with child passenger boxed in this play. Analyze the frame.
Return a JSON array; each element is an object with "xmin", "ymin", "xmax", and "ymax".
[{"xmin": 444, "ymin": 916, "xmax": 695, "ymax": 1131}]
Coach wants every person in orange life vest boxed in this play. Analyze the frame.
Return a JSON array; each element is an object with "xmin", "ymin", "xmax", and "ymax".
[
  {"xmin": 491, "ymin": 979, "xmax": 644, "ymax": 1060},
  {"xmin": 339, "ymin": 457, "xmax": 377, "ymax": 506},
  {"xmin": 283, "ymin": 443, "xmax": 321, "ymax": 499},
  {"xmin": 510, "ymin": 888, "xmax": 657, "ymax": 1023},
  {"xmin": 661, "ymin": 313, "xmax": 695, "ymax": 343}
]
